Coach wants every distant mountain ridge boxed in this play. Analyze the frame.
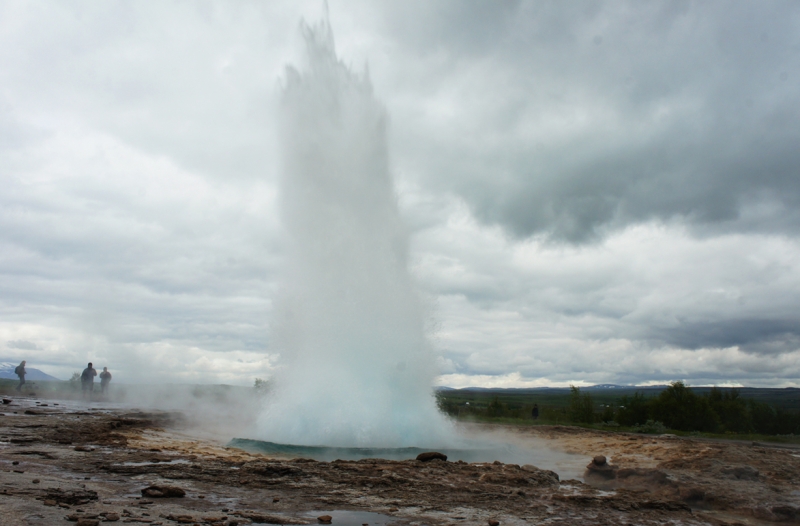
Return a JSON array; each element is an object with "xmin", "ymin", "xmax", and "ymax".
[{"xmin": 0, "ymin": 361, "xmax": 61, "ymax": 381}]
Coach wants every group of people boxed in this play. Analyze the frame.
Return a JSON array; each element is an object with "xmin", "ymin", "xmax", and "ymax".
[
  {"xmin": 80, "ymin": 362, "xmax": 113, "ymax": 398},
  {"xmin": 13, "ymin": 361, "xmax": 112, "ymax": 398}
]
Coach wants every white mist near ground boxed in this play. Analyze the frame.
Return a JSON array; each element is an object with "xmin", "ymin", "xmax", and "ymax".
[{"xmin": 256, "ymin": 18, "xmax": 453, "ymax": 448}]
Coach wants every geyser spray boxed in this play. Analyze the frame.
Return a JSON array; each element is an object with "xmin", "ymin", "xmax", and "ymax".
[{"xmin": 257, "ymin": 18, "xmax": 453, "ymax": 447}]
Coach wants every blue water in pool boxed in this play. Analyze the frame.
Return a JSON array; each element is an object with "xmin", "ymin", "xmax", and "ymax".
[{"xmin": 228, "ymin": 438, "xmax": 511, "ymax": 462}]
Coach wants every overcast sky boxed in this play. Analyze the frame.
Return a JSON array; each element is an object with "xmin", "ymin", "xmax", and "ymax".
[{"xmin": 2, "ymin": 1, "xmax": 799, "ymax": 387}]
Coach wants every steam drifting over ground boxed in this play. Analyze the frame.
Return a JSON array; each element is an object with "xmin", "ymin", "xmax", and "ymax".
[{"xmin": 256, "ymin": 17, "xmax": 452, "ymax": 448}]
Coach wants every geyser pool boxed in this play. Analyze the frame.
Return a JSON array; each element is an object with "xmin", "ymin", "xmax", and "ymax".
[
  {"xmin": 227, "ymin": 437, "xmax": 588, "ymax": 481},
  {"xmin": 256, "ymin": 17, "xmax": 452, "ymax": 448}
]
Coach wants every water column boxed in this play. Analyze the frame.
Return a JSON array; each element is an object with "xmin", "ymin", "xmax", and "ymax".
[{"xmin": 257, "ymin": 18, "xmax": 452, "ymax": 448}]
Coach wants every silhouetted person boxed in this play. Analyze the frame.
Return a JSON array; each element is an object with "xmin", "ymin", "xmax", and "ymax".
[
  {"xmin": 99, "ymin": 367, "xmax": 112, "ymax": 394},
  {"xmin": 14, "ymin": 360, "xmax": 26, "ymax": 391},
  {"xmin": 81, "ymin": 362, "xmax": 97, "ymax": 399},
  {"xmin": 532, "ymin": 403, "xmax": 539, "ymax": 420}
]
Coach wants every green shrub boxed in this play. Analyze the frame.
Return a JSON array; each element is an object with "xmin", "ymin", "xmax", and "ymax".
[
  {"xmin": 617, "ymin": 392, "xmax": 650, "ymax": 426},
  {"xmin": 649, "ymin": 381, "xmax": 718, "ymax": 432},
  {"xmin": 568, "ymin": 386, "xmax": 596, "ymax": 424}
]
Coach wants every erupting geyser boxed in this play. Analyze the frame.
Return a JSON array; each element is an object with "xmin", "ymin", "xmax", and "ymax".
[{"xmin": 256, "ymin": 18, "xmax": 453, "ymax": 448}]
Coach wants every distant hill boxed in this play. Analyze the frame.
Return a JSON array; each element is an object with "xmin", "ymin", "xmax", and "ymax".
[{"xmin": 0, "ymin": 362, "xmax": 61, "ymax": 381}]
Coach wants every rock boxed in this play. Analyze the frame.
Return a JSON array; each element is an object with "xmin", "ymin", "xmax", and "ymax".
[
  {"xmin": 243, "ymin": 461, "xmax": 302, "ymax": 477},
  {"xmin": 584, "ymin": 456, "xmax": 618, "ymax": 483},
  {"xmin": 76, "ymin": 520, "xmax": 100, "ymax": 526},
  {"xmin": 488, "ymin": 520, "xmax": 500, "ymax": 526},
  {"xmin": 140, "ymin": 485, "xmax": 186, "ymax": 498},
  {"xmin": 44, "ymin": 499, "xmax": 57, "ymax": 506},
  {"xmin": 102, "ymin": 512, "xmax": 120, "ymax": 522},
  {"xmin": 318, "ymin": 515, "xmax": 333, "ymax": 524},
  {"xmin": 45, "ymin": 488, "xmax": 101, "ymax": 505},
  {"xmin": 165, "ymin": 515, "xmax": 195, "ymax": 524},
  {"xmin": 772, "ymin": 505, "xmax": 799, "ymax": 521},
  {"xmin": 678, "ymin": 487, "xmax": 705, "ymax": 501},
  {"xmin": 74, "ymin": 446, "xmax": 95, "ymax": 452},
  {"xmin": 32, "ymin": 478, "xmax": 40, "ymax": 483},
  {"xmin": 416, "ymin": 452, "xmax": 447, "ymax": 462},
  {"xmin": 719, "ymin": 465, "xmax": 759, "ymax": 480},
  {"xmin": 2, "ymin": 398, "xmax": 11, "ymax": 404}
]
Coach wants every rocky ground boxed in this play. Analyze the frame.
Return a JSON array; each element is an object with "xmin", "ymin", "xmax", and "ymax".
[{"xmin": 1, "ymin": 395, "xmax": 799, "ymax": 526}]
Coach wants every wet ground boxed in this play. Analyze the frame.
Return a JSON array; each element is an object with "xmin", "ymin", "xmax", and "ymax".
[{"xmin": 1, "ymin": 395, "xmax": 799, "ymax": 525}]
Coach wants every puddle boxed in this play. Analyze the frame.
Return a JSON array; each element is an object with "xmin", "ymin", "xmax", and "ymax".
[{"xmin": 303, "ymin": 510, "xmax": 403, "ymax": 526}]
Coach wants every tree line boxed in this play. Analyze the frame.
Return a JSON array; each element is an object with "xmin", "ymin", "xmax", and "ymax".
[{"xmin": 437, "ymin": 382, "xmax": 800, "ymax": 435}]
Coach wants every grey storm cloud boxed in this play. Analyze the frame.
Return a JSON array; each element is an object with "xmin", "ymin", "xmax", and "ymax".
[{"xmin": 378, "ymin": 1, "xmax": 800, "ymax": 242}]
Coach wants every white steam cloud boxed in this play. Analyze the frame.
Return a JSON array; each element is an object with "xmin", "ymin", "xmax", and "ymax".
[{"xmin": 256, "ymin": 17, "xmax": 452, "ymax": 448}]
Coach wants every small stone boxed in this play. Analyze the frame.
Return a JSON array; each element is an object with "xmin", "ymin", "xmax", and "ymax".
[
  {"xmin": 32, "ymin": 478, "xmax": 40, "ymax": 483},
  {"xmin": 11, "ymin": 461, "xmax": 19, "ymax": 465},
  {"xmin": 76, "ymin": 520, "xmax": 100, "ymax": 526},
  {"xmin": 593, "ymin": 455, "xmax": 607, "ymax": 466},
  {"xmin": 141, "ymin": 485, "xmax": 185, "ymax": 498},
  {"xmin": 317, "ymin": 515, "xmax": 333, "ymax": 524},
  {"xmin": 43, "ymin": 499, "xmax": 57, "ymax": 506},
  {"xmin": 104, "ymin": 512, "xmax": 120, "ymax": 521},
  {"xmin": 273, "ymin": 498, "xmax": 280, "ymax": 503},
  {"xmin": 416, "ymin": 451, "xmax": 448, "ymax": 462},
  {"xmin": 488, "ymin": 520, "xmax": 500, "ymax": 526}
]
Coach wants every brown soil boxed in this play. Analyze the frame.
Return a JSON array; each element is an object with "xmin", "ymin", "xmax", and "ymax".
[{"xmin": 1, "ymin": 396, "xmax": 798, "ymax": 525}]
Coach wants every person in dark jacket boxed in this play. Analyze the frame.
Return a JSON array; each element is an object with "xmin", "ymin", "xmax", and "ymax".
[
  {"xmin": 531, "ymin": 403, "xmax": 539, "ymax": 420},
  {"xmin": 99, "ymin": 367, "xmax": 112, "ymax": 394},
  {"xmin": 81, "ymin": 362, "xmax": 97, "ymax": 399},
  {"xmin": 14, "ymin": 361, "xmax": 26, "ymax": 391}
]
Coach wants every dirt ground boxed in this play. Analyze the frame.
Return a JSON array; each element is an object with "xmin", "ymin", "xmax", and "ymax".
[{"xmin": 1, "ymin": 395, "xmax": 799, "ymax": 526}]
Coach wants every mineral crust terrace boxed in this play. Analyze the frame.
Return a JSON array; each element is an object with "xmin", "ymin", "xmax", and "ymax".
[{"xmin": 1, "ymin": 396, "xmax": 799, "ymax": 525}]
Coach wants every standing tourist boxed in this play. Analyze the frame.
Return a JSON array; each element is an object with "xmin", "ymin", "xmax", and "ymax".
[
  {"xmin": 14, "ymin": 360, "xmax": 26, "ymax": 391},
  {"xmin": 81, "ymin": 362, "xmax": 97, "ymax": 399},
  {"xmin": 99, "ymin": 367, "xmax": 112, "ymax": 394}
]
